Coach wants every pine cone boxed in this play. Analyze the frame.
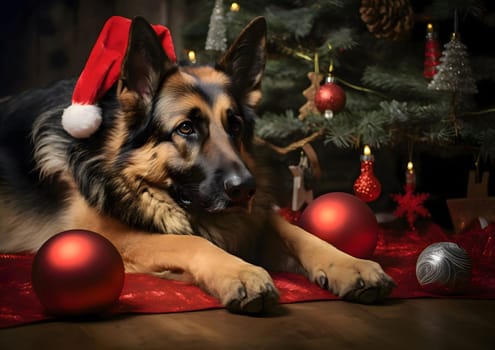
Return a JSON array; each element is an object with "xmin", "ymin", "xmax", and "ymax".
[{"xmin": 360, "ymin": 0, "xmax": 414, "ymax": 40}]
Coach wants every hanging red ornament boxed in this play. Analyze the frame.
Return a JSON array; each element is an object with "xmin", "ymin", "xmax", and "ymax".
[
  {"xmin": 423, "ymin": 23, "xmax": 441, "ymax": 79},
  {"xmin": 353, "ymin": 145, "xmax": 381, "ymax": 202},
  {"xmin": 314, "ymin": 75, "xmax": 346, "ymax": 119},
  {"xmin": 31, "ymin": 230, "xmax": 125, "ymax": 316},
  {"xmin": 298, "ymin": 192, "xmax": 379, "ymax": 259}
]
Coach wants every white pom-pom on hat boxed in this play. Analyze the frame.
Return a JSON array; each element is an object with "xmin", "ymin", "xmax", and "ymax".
[
  {"xmin": 62, "ymin": 16, "xmax": 176, "ymax": 138},
  {"xmin": 62, "ymin": 104, "xmax": 102, "ymax": 139}
]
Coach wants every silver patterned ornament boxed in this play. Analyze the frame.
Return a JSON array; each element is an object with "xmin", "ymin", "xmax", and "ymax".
[
  {"xmin": 427, "ymin": 33, "xmax": 478, "ymax": 94},
  {"xmin": 205, "ymin": 0, "xmax": 227, "ymax": 52},
  {"xmin": 416, "ymin": 242, "xmax": 472, "ymax": 294}
]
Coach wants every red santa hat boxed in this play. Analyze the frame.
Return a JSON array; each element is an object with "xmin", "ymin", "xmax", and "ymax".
[{"xmin": 62, "ymin": 16, "xmax": 176, "ymax": 138}]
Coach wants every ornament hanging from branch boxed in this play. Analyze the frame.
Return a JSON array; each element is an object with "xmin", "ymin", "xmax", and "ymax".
[
  {"xmin": 427, "ymin": 32, "xmax": 478, "ymax": 94},
  {"xmin": 392, "ymin": 187, "xmax": 430, "ymax": 229},
  {"xmin": 299, "ymin": 72, "xmax": 324, "ymax": 120},
  {"xmin": 391, "ymin": 160, "xmax": 430, "ymax": 229},
  {"xmin": 353, "ymin": 145, "xmax": 381, "ymax": 202},
  {"xmin": 427, "ymin": 11, "xmax": 477, "ymax": 94},
  {"xmin": 314, "ymin": 76, "xmax": 346, "ymax": 119},
  {"xmin": 298, "ymin": 53, "xmax": 324, "ymax": 120},
  {"xmin": 423, "ymin": 23, "xmax": 441, "ymax": 79},
  {"xmin": 205, "ymin": 0, "xmax": 227, "ymax": 52},
  {"xmin": 314, "ymin": 51, "xmax": 346, "ymax": 119}
]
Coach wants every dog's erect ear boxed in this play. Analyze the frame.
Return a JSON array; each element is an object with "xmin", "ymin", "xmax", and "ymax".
[
  {"xmin": 120, "ymin": 17, "xmax": 175, "ymax": 104},
  {"xmin": 217, "ymin": 17, "xmax": 267, "ymax": 109}
]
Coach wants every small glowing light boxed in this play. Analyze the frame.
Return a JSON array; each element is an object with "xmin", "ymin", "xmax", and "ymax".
[
  {"xmin": 187, "ymin": 50, "xmax": 197, "ymax": 64},
  {"xmin": 230, "ymin": 2, "xmax": 240, "ymax": 12},
  {"xmin": 407, "ymin": 161, "xmax": 414, "ymax": 172},
  {"xmin": 427, "ymin": 23, "xmax": 433, "ymax": 33},
  {"xmin": 363, "ymin": 145, "xmax": 371, "ymax": 156}
]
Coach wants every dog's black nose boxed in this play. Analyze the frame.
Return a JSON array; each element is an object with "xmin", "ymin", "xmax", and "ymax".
[{"xmin": 224, "ymin": 174, "xmax": 256, "ymax": 206}]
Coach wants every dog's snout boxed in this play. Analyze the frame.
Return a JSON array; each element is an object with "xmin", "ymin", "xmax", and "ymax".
[{"xmin": 224, "ymin": 173, "xmax": 256, "ymax": 205}]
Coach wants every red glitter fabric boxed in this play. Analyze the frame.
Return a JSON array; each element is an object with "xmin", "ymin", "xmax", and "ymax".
[{"xmin": 1, "ymin": 222, "xmax": 495, "ymax": 328}]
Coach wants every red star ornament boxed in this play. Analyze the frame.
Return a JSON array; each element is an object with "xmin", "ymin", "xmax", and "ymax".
[{"xmin": 391, "ymin": 186, "xmax": 430, "ymax": 229}]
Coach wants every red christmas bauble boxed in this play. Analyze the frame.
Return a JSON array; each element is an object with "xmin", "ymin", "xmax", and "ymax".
[
  {"xmin": 298, "ymin": 192, "xmax": 379, "ymax": 259},
  {"xmin": 314, "ymin": 81, "xmax": 346, "ymax": 114},
  {"xmin": 353, "ymin": 159, "xmax": 382, "ymax": 202},
  {"xmin": 32, "ymin": 230, "xmax": 125, "ymax": 316}
]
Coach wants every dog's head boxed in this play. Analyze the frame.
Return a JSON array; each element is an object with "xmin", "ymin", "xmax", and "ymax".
[{"xmin": 106, "ymin": 17, "xmax": 266, "ymax": 223}]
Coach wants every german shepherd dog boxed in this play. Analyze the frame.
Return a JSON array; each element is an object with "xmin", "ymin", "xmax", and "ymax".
[{"xmin": 0, "ymin": 17, "xmax": 395, "ymax": 313}]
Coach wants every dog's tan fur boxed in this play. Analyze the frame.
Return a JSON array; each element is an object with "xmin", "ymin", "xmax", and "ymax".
[{"xmin": 0, "ymin": 17, "xmax": 395, "ymax": 314}]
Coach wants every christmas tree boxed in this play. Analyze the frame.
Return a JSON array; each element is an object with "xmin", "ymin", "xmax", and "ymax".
[{"xmin": 182, "ymin": 0, "xmax": 495, "ymax": 216}]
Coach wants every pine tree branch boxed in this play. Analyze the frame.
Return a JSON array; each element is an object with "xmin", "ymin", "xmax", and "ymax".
[
  {"xmin": 254, "ymin": 130, "xmax": 324, "ymax": 154},
  {"xmin": 459, "ymin": 107, "xmax": 495, "ymax": 117}
]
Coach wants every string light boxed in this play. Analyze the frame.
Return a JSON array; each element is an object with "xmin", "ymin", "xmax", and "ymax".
[
  {"xmin": 407, "ymin": 161, "xmax": 414, "ymax": 172},
  {"xmin": 230, "ymin": 2, "xmax": 240, "ymax": 12},
  {"xmin": 364, "ymin": 145, "xmax": 371, "ymax": 156},
  {"xmin": 187, "ymin": 50, "xmax": 197, "ymax": 64}
]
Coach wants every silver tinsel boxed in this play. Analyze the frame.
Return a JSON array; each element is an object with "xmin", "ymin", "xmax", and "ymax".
[
  {"xmin": 427, "ymin": 34, "xmax": 478, "ymax": 94},
  {"xmin": 205, "ymin": 0, "xmax": 227, "ymax": 52}
]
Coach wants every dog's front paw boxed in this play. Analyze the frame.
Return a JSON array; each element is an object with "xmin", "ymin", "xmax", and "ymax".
[
  {"xmin": 210, "ymin": 263, "xmax": 279, "ymax": 314},
  {"xmin": 312, "ymin": 257, "xmax": 396, "ymax": 304}
]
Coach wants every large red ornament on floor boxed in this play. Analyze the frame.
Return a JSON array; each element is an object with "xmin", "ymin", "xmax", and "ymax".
[
  {"xmin": 298, "ymin": 192, "xmax": 379, "ymax": 259},
  {"xmin": 31, "ymin": 230, "xmax": 125, "ymax": 316}
]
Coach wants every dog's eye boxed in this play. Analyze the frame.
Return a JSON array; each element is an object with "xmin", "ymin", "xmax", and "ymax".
[
  {"xmin": 227, "ymin": 110, "xmax": 243, "ymax": 137},
  {"xmin": 176, "ymin": 121, "xmax": 194, "ymax": 136}
]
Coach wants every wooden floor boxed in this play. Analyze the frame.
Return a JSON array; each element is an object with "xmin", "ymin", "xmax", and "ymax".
[{"xmin": 1, "ymin": 299, "xmax": 494, "ymax": 349}]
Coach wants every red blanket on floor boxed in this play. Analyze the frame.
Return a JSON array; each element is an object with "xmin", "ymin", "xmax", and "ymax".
[{"xmin": 1, "ymin": 222, "xmax": 495, "ymax": 328}]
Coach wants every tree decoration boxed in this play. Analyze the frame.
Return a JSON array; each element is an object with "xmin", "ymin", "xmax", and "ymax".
[
  {"xmin": 359, "ymin": 0, "xmax": 414, "ymax": 40},
  {"xmin": 424, "ymin": 23, "xmax": 441, "ymax": 79},
  {"xmin": 229, "ymin": 2, "xmax": 240, "ymax": 13},
  {"xmin": 416, "ymin": 242, "xmax": 472, "ymax": 294},
  {"xmin": 427, "ymin": 32, "xmax": 478, "ymax": 94},
  {"xmin": 353, "ymin": 145, "xmax": 381, "ymax": 202},
  {"xmin": 314, "ymin": 75, "xmax": 346, "ymax": 119},
  {"xmin": 205, "ymin": 0, "xmax": 227, "ymax": 52},
  {"xmin": 391, "ymin": 183, "xmax": 430, "ymax": 229},
  {"xmin": 392, "ymin": 156, "xmax": 430, "ymax": 229},
  {"xmin": 405, "ymin": 160, "xmax": 416, "ymax": 192},
  {"xmin": 289, "ymin": 152, "xmax": 314, "ymax": 211},
  {"xmin": 299, "ymin": 71, "xmax": 324, "ymax": 120},
  {"xmin": 298, "ymin": 53, "xmax": 324, "ymax": 120},
  {"xmin": 187, "ymin": 50, "xmax": 197, "ymax": 64},
  {"xmin": 313, "ymin": 49, "xmax": 347, "ymax": 119},
  {"xmin": 186, "ymin": 1, "xmax": 495, "ymax": 159}
]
